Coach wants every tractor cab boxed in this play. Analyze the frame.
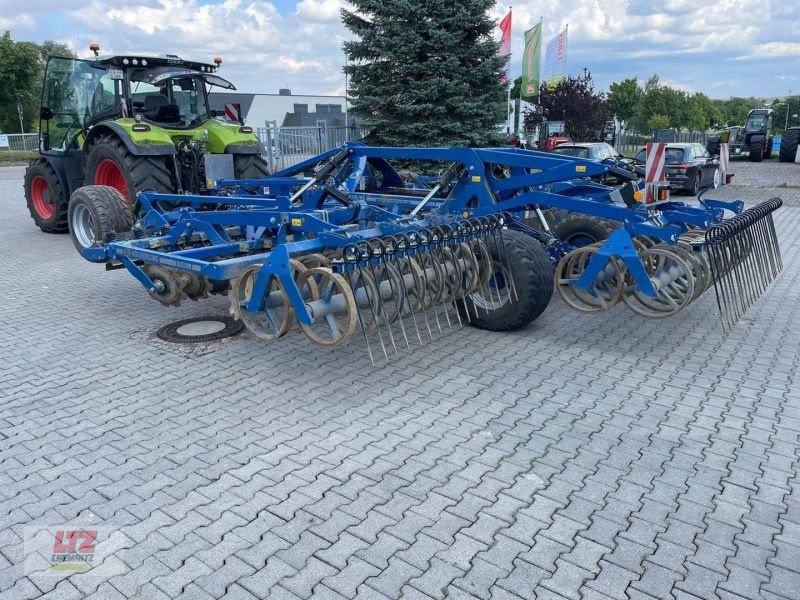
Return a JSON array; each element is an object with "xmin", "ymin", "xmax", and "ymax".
[
  {"xmin": 39, "ymin": 54, "xmax": 235, "ymax": 153},
  {"xmin": 26, "ymin": 48, "xmax": 267, "ymax": 236}
]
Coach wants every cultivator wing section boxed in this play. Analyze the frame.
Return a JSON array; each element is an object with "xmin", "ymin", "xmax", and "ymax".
[
  {"xmin": 74, "ymin": 142, "xmax": 784, "ymax": 355},
  {"xmin": 552, "ymin": 198, "xmax": 783, "ymax": 328}
]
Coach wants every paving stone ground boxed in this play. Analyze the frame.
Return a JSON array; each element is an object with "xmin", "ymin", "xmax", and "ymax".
[{"xmin": 1, "ymin": 165, "xmax": 798, "ymax": 600}]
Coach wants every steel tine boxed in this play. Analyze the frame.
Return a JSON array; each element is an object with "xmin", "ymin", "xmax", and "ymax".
[
  {"xmin": 359, "ymin": 241, "xmax": 393, "ymax": 358},
  {"xmin": 496, "ymin": 214, "xmax": 519, "ymax": 302},
  {"xmin": 357, "ymin": 248, "xmax": 389, "ymax": 361},
  {"xmin": 410, "ymin": 253, "xmax": 435, "ymax": 341},
  {"xmin": 380, "ymin": 238, "xmax": 411, "ymax": 350},
  {"xmin": 364, "ymin": 242, "xmax": 397, "ymax": 359},
  {"xmin": 479, "ymin": 219, "xmax": 500, "ymax": 311},
  {"xmin": 417, "ymin": 229, "xmax": 445, "ymax": 336},
  {"xmin": 367, "ymin": 244, "xmax": 399, "ymax": 354},
  {"xmin": 442, "ymin": 228, "xmax": 464, "ymax": 329},
  {"xmin": 706, "ymin": 243, "xmax": 727, "ymax": 330},
  {"xmin": 343, "ymin": 264, "xmax": 375, "ymax": 366},
  {"xmin": 488, "ymin": 219, "xmax": 514, "ymax": 306},
  {"xmin": 396, "ymin": 234, "xmax": 426, "ymax": 345},
  {"xmin": 429, "ymin": 228, "xmax": 454, "ymax": 331}
]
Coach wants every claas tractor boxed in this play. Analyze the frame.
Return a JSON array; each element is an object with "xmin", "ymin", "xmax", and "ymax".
[
  {"xmin": 24, "ymin": 45, "xmax": 269, "ymax": 235},
  {"xmin": 706, "ymin": 109, "xmax": 774, "ymax": 162}
]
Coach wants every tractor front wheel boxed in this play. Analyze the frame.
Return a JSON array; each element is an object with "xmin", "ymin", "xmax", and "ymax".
[
  {"xmin": 233, "ymin": 154, "xmax": 270, "ymax": 180},
  {"xmin": 68, "ymin": 186, "xmax": 133, "ymax": 258},
  {"xmin": 458, "ymin": 229, "xmax": 554, "ymax": 331},
  {"xmin": 748, "ymin": 141, "xmax": 764, "ymax": 162},
  {"xmin": 86, "ymin": 134, "xmax": 175, "ymax": 205},
  {"xmin": 24, "ymin": 159, "xmax": 69, "ymax": 233}
]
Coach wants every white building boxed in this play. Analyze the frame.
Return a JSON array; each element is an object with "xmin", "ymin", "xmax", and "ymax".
[{"xmin": 209, "ymin": 89, "xmax": 348, "ymax": 129}]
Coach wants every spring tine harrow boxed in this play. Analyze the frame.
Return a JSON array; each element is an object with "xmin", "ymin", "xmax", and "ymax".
[{"xmin": 706, "ymin": 198, "xmax": 783, "ymax": 330}]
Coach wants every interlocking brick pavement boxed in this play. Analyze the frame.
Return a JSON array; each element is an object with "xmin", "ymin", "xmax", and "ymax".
[{"xmin": 1, "ymin": 166, "xmax": 798, "ymax": 599}]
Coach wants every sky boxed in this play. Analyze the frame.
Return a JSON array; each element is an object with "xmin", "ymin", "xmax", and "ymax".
[{"xmin": 0, "ymin": 0, "xmax": 798, "ymax": 100}]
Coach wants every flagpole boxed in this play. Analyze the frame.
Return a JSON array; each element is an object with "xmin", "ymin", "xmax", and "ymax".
[{"xmin": 507, "ymin": 6, "xmax": 512, "ymax": 134}]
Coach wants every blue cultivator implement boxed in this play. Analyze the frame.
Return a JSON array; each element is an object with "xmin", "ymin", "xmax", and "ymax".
[{"xmin": 70, "ymin": 143, "xmax": 782, "ymax": 359}]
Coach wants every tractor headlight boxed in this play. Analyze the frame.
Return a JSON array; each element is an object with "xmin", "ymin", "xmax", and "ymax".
[
  {"xmin": 132, "ymin": 59, "xmax": 138, "ymax": 65},
  {"xmin": 122, "ymin": 58, "xmax": 129, "ymax": 65},
  {"xmin": 141, "ymin": 59, "xmax": 147, "ymax": 66}
]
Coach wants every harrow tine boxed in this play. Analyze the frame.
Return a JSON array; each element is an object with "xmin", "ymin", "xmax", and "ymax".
[
  {"xmin": 343, "ymin": 268, "xmax": 375, "ymax": 365},
  {"xmin": 705, "ymin": 198, "xmax": 783, "ymax": 330},
  {"xmin": 417, "ymin": 229, "xmax": 446, "ymax": 336},
  {"xmin": 428, "ymin": 228, "xmax": 454, "ymax": 331},
  {"xmin": 356, "ymin": 241, "xmax": 392, "ymax": 359},
  {"xmin": 395, "ymin": 234, "xmax": 426, "ymax": 345},
  {"xmin": 440, "ymin": 226, "xmax": 463, "ymax": 329},
  {"xmin": 378, "ymin": 237, "xmax": 412, "ymax": 350},
  {"xmin": 496, "ymin": 214, "xmax": 519, "ymax": 302}
]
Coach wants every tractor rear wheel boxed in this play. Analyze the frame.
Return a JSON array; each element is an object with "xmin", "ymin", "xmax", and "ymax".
[
  {"xmin": 86, "ymin": 134, "xmax": 175, "ymax": 205},
  {"xmin": 553, "ymin": 215, "xmax": 615, "ymax": 247},
  {"xmin": 24, "ymin": 159, "xmax": 69, "ymax": 233},
  {"xmin": 748, "ymin": 141, "xmax": 763, "ymax": 162},
  {"xmin": 779, "ymin": 128, "xmax": 800, "ymax": 162},
  {"xmin": 233, "ymin": 154, "xmax": 270, "ymax": 180},
  {"xmin": 458, "ymin": 229, "xmax": 554, "ymax": 331},
  {"xmin": 68, "ymin": 185, "xmax": 133, "ymax": 258}
]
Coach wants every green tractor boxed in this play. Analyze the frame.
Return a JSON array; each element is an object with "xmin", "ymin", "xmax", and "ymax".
[
  {"xmin": 706, "ymin": 109, "xmax": 774, "ymax": 162},
  {"xmin": 24, "ymin": 46, "xmax": 269, "ymax": 235}
]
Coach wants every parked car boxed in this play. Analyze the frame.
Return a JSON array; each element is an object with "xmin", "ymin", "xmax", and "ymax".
[
  {"xmin": 551, "ymin": 142, "xmax": 620, "ymax": 161},
  {"xmin": 633, "ymin": 143, "xmax": 720, "ymax": 195}
]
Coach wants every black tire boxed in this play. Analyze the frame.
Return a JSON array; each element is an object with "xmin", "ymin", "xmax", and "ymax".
[
  {"xmin": 553, "ymin": 215, "xmax": 615, "ymax": 247},
  {"xmin": 24, "ymin": 159, "xmax": 69, "ymax": 233},
  {"xmin": 68, "ymin": 185, "xmax": 133, "ymax": 259},
  {"xmin": 748, "ymin": 141, "xmax": 763, "ymax": 162},
  {"xmin": 706, "ymin": 136, "xmax": 721, "ymax": 156},
  {"xmin": 86, "ymin": 133, "xmax": 175, "ymax": 205},
  {"xmin": 233, "ymin": 154, "xmax": 270, "ymax": 180},
  {"xmin": 458, "ymin": 229, "xmax": 554, "ymax": 331},
  {"xmin": 690, "ymin": 170, "xmax": 701, "ymax": 196},
  {"xmin": 779, "ymin": 128, "xmax": 800, "ymax": 163}
]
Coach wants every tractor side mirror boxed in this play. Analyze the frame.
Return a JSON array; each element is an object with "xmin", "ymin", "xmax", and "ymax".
[
  {"xmin": 41, "ymin": 132, "xmax": 50, "ymax": 151},
  {"xmin": 40, "ymin": 107, "xmax": 54, "ymax": 121}
]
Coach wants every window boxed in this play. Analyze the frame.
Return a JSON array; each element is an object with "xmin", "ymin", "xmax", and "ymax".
[
  {"xmin": 41, "ymin": 58, "xmax": 121, "ymax": 152},
  {"xmin": 552, "ymin": 146, "xmax": 589, "ymax": 159}
]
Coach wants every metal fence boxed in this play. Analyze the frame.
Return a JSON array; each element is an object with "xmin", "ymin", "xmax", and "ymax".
[
  {"xmin": 615, "ymin": 129, "xmax": 712, "ymax": 157},
  {"xmin": 256, "ymin": 124, "xmax": 367, "ymax": 172},
  {"xmin": 0, "ymin": 133, "xmax": 39, "ymax": 152}
]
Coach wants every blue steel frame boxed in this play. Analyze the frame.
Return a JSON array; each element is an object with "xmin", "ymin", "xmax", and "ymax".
[{"xmin": 84, "ymin": 143, "xmax": 746, "ymax": 319}]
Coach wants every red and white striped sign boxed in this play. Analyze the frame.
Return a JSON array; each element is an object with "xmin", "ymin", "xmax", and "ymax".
[
  {"xmin": 719, "ymin": 142, "xmax": 730, "ymax": 177},
  {"xmin": 644, "ymin": 142, "xmax": 668, "ymax": 205},
  {"xmin": 224, "ymin": 103, "xmax": 241, "ymax": 123}
]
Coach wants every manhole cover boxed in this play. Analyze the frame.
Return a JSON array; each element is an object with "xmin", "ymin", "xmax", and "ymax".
[{"xmin": 156, "ymin": 316, "xmax": 244, "ymax": 344}]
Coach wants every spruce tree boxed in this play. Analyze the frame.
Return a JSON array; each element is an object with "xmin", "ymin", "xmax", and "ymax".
[{"xmin": 342, "ymin": 0, "xmax": 507, "ymax": 147}]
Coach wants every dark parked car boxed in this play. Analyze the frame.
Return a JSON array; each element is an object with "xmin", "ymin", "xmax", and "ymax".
[
  {"xmin": 551, "ymin": 142, "xmax": 620, "ymax": 161},
  {"xmin": 633, "ymin": 143, "xmax": 720, "ymax": 195}
]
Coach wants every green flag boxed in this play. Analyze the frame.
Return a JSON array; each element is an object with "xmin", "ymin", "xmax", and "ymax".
[{"xmin": 521, "ymin": 23, "xmax": 542, "ymax": 100}]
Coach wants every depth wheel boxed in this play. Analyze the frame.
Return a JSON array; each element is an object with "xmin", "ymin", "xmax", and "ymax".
[
  {"xmin": 622, "ymin": 248, "xmax": 695, "ymax": 318},
  {"xmin": 296, "ymin": 267, "xmax": 357, "ymax": 347},
  {"xmin": 232, "ymin": 264, "xmax": 292, "ymax": 341}
]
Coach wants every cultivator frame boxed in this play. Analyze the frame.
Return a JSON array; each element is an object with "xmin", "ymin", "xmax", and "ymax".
[{"xmin": 78, "ymin": 142, "xmax": 783, "ymax": 357}]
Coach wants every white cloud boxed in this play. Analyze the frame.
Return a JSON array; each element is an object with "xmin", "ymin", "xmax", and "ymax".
[{"xmin": 0, "ymin": 0, "xmax": 796, "ymax": 97}]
